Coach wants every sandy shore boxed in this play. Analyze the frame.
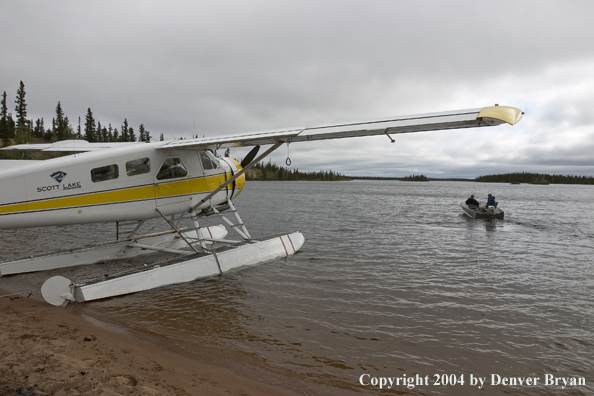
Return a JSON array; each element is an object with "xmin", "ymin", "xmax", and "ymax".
[{"xmin": 1, "ymin": 289, "xmax": 302, "ymax": 396}]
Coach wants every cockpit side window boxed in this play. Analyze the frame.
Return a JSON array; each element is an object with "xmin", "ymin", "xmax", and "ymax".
[
  {"xmin": 126, "ymin": 157, "xmax": 151, "ymax": 176},
  {"xmin": 199, "ymin": 151, "xmax": 219, "ymax": 170},
  {"xmin": 156, "ymin": 157, "xmax": 188, "ymax": 180},
  {"xmin": 91, "ymin": 164, "xmax": 119, "ymax": 182}
]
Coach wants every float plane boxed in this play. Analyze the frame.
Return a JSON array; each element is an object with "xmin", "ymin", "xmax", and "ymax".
[{"xmin": 0, "ymin": 105, "xmax": 523, "ymax": 305}]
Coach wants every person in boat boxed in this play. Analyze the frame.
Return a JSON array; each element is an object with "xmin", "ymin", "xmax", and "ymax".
[
  {"xmin": 465, "ymin": 195, "xmax": 480, "ymax": 208},
  {"xmin": 486, "ymin": 193, "xmax": 498, "ymax": 207}
]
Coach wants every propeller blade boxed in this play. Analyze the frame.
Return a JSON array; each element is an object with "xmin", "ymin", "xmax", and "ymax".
[{"xmin": 240, "ymin": 145, "xmax": 260, "ymax": 168}]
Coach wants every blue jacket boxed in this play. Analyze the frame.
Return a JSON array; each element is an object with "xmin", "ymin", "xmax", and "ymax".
[{"xmin": 487, "ymin": 196, "xmax": 497, "ymax": 207}]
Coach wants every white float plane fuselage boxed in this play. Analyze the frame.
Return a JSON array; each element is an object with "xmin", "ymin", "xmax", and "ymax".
[{"xmin": 0, "ymin": 141, "xmax": 243, "ymax": 229}]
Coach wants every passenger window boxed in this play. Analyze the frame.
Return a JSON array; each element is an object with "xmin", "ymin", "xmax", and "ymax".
[
  {"xmin": 156, "ymin": 157, "xmax": 188, "ymax": 180},
  {"xmin": 199, "ymin": 151, "xmax": 219, "ymax": 170},
  {"xmin": 91, "ymin": 164, "xmax": 119, "ymax": 182},
  {"xmin": 126, "ymin": 157, "xmax": 151, "ymax": 176}
]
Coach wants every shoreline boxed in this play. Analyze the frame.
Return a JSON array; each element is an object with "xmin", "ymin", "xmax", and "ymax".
[
  {"xmin": 0, "ymin": 287, "xmax": 310, "ymax": 396},
  {"xmin": 0, "ymin": 236, "xmax": 363, "ymax": 396}
]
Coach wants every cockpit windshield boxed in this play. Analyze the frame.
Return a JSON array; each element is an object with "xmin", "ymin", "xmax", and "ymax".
[{"xmin": 199, "ymin": 151, "xmax": 219, "ymax": 170}]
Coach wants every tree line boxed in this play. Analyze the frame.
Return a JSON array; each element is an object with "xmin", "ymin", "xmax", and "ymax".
[
  {"xmin": 1, "ymin": 81, "xmax": 156, "ymax": 147},
  {"xmin": 247, "ymin": 160, "xmax": 350, "ymax": 181},
  {"xmin": 475, "ymin": 172, "xmax": 594, "ymax": 185}
]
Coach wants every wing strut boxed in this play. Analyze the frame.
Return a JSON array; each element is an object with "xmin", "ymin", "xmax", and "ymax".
[{"xmin": 155, "ymin": 208, "xmax": 202, "ymax": 255}]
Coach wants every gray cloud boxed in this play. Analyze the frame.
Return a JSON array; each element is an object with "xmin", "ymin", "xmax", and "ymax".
[{"xmin": 2, "ymin": 0, "xmax": 594, "ymax": 177}]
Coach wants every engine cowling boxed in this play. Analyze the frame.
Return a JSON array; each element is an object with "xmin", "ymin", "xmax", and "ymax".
[{"xmin": 219, "ymin": 157, "xmax": 246, "ymax": 199}]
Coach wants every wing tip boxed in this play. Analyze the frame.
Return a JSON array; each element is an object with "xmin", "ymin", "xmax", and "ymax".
[{"xmin": 478, "ymin": 105, "xmax": 524, "ymax": 126}]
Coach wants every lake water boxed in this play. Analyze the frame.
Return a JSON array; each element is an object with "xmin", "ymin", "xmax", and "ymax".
[{"xmin": 1, "ymin": 180, "xmax": 593, "ymax": 395}]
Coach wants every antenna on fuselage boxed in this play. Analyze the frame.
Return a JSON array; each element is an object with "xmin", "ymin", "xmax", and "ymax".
[{"xmin": 165, "ymin": 121, "xmax": 176, "ymax": 140}]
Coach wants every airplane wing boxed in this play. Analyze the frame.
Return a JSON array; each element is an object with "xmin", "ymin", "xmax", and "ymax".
[
  {"xmin": 0, "ymin": 140, "xmax": 143, "ymax": 152},
  {"xmin": 159, "ymin": 105, "xmax": 522, "ymax": 151},
  {"xmin": 0, "ymin": 105, "xmax": 522, "ymax": 153}
]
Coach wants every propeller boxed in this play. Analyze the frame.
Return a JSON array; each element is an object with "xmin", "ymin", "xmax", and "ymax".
[{"xmin": 240, "ymin": 145, "xmax": 260, "ymax": 168}]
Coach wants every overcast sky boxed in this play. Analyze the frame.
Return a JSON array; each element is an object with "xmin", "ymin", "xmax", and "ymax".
[{"xmin": 2, "ymin": 0, "xmax": 593, "ymax": 178}]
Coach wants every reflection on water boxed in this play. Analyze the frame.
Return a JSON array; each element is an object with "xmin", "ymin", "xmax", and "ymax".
[{"xmin": 2, "ymin": 181, "xmax": 593, "ymax": 395}]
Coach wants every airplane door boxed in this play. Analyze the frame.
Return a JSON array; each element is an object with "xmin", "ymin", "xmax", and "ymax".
[{"xmin": 153, "ymin": 155, "xmax": 193, "ymax": 214}]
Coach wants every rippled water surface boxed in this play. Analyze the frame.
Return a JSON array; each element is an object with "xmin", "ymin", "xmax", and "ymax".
[{"xmin": 2, "ymin": 181, "xmax": 593, "ymax": 395}]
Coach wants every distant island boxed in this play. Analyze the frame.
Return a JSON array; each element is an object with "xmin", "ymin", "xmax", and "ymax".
[
  {"xmin": 475, "ymin": 172, "xmax": 594, "ymax": 185},
  {"xmin": 400, "ymin": 174, "xmax": 429, "ymax": 181},
  {"xmin": 346, "ymin": 176, "xmax": 472, "ymax": 182}
]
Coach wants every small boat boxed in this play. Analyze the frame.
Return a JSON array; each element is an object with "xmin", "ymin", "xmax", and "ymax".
[{"xmin": 460, "ymin": 201, "xmax": 504, "ymax": 219}]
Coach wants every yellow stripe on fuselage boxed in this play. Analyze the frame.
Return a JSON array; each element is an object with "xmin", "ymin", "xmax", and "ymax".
[{"xmin": 0, "ymin": 174, "xmax": 227, "ymax": 215}]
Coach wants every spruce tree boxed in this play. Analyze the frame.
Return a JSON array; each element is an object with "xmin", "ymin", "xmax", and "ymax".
[
  {"xmin": 97, "ymin": 121, "xmax": 102, "ymax": 142},
  {"xmin": 100, "ymin": 124, "xmax": 108, "ymax": 142},
  {"xmin": 121, "ymin": 119, "xmax": 129, "ymax": 142},
  {"xmin": 34, "ymin": 118, "xmax": 45, "ymax": 138},
  {"xmin": 64, "ymin": 116, "xmax": 72, "ymax": 139},
  {"xmin": 53, "ymin": 102, "xmax": 70, "ymax": 140},
  {"xmin": 146, "ymin": 126, "xmax": 151, "ymax": 142},
  {"xmin": 77, "ymin": 116, "xmax": 82, "ymax": 138},
  {"xmin": 0, "ymin": 91, "xmax": 13, "ymax": 146},
  {"xmin": 84, "ymin": 108, "xmax": 96, "ymax": 142},
  {"xmin": 14, "ymin": 81, "xmax": 28, "ymax": 131},
  {"xmin": 14, "ymin": 81, "xmax": 31, "ymax": 144},
  {"xmin": 138, "ymin": 124, "xmax": 150, "ymax": 143},
  {"xmin": 129, "ymin": 126, "xmax": 136, "ymax": 142},
  {"xmin": 49, "ymin": 118, "xmax": 56, "ymax": 141}
]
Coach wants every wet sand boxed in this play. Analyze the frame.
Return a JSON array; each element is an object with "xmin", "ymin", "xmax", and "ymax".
[{"xmin": 0, "ymin": 288, "xmax": 302, "ymax": 396}]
